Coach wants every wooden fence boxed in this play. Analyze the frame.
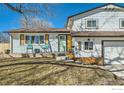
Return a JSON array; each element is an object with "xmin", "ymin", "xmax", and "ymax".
[{"xmin": 0, "ymin": 43, "xmax": 10, "ymax": 53}]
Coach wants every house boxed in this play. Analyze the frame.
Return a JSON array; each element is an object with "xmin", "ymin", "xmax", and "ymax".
[
  {"xmin": 8, "ymin": 28, "xmax": 72, "ymax": 54},
  {"xmin": 66, "ymin": 3, "xmax": 124, "ymax": 65},
  {"xmin": 7, "ymin": 3, "xmax": 124, "ymax": 65}
]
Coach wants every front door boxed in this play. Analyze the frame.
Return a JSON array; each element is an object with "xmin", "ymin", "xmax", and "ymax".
[{"xmin": 58, "ymin": 35, "xmax": 67, "ymax": 52}]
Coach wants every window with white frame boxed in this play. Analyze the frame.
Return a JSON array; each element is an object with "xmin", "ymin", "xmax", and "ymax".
[
  {"xmin": 84, "ymin": 41, "xmax": 93, "ymax": 50},
  {"xmin": 25, "ymin": 35, "xmax": 44, "ymax": 44},
  {"xmin": 25, "ymin": 35, "xmax": 31, "ymax": 44},
  {"xmin": 34, "ymin": 36, "xmax": 39, "ymax": 44},
  {"xmin": 86, "ymin": 19, "xmax": 97, "ymax": 28},
  {"xmin": 39, "ymin": 35, "xmax": 44, "ymax": 44},
  {"xmin": 120, "ymin": 19, "xmax": 124, "ymax": 28}
]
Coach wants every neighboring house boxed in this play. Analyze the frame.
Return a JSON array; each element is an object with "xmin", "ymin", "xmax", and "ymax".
[
  {"xmin": 66, "ymin": 4, "xmax": 124, "ymax": 65},
  {"xmin": 7, "ymin": 3, "xmax": 124, "ymax": 65},
  {"xmin": 8, "ymin": 28, "xmax": 71, "ymax": 54}
]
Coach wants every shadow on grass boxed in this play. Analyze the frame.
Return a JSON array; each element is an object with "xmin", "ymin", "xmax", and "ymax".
[
  {"xmin": 21, "ymin": 67, "xmax": 70, "ymax": 85},
  {"xmin": 0, "ymin": 60, "xmax": 108, "ymax": 72},
  {"xmin": 4, "ymin": 65, "xmax": 41, "ymax": 85},
  {"xmin": 0, "ymin": 63, "xmax": 70, "ymax": 85},
  {"xmin": 0, "ymin": 65, "xmax": 39, "ymax": 81},
  {"xmin": 0, "ymin": 60, "xmax": 122, "ymax": 85}
]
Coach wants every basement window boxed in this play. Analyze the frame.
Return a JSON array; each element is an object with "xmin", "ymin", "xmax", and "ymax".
[{"xmin": 84, "ymin": 41, "xmax": 93, "ymax": 50}]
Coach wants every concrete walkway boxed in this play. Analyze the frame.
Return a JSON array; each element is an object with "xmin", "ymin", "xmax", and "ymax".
[{"xmin": 100, "ymin": 64, "xmax": 124, "ymax": 79}]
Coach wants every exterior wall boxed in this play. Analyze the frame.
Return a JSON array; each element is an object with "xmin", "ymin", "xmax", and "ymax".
[
  {"xmin": 0, "ymin": 43, "xmax": 10, "ymax": 53},
  {"xmin": 10, "ymin": 33, "xmax": 69, "ymax": 54},
  {"xmin": 72, "ymin": 11, "xmax": 124, "ymax": 31},
  {"xmin": 72, "ymin": 37, "xmax": 124, "ymax": 57}
]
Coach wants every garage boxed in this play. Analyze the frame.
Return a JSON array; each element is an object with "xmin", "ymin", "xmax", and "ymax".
[{"xmin": 103, "ymin": 41, "xmax": 124, "ymax": 64}]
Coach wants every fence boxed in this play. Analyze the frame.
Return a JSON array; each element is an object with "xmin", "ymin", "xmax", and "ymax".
[{"xmin": 0, "ymin": 43, "xmax": 10, "ymax": 53}]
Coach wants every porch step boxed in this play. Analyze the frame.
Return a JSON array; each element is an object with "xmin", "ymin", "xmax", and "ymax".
[{"xmin": 55, "ymin": 52, "xmax": 67, "ymax": 61}]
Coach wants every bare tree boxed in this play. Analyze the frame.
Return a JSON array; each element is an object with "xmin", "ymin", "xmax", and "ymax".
[
  {"xmin": 3, "ymin": 3, "xmax": 56, "ymax": 27},
  {"xmin": 0, "ymin": 4, "xmax": 56, "ymax": 43},
  {"xmin": 20, "ymin": 17, "xmax": 53, "ymax": 29},
  {"xmin": 3, "ymin": 3, "xmax": 55, "ymax": 19},
  {"xmin": 0, "ymin": 32, "xmax": 9, "ymax": 43}
]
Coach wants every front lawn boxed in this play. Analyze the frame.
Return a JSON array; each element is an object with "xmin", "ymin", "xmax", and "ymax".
[{"xmin": 0, "ymin": 58, "xmax": 124, "ymax": 85}]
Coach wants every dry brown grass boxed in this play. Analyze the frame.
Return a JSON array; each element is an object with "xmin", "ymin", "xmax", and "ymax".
[{"xmin": 0, "ymin": 58, "xmax": 124, "ymax": 85}]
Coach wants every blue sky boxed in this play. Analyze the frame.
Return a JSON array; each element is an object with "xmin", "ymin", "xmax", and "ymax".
[{"xmin": 0, "ymin": 3, "xmax": 124, "ymax": 32}]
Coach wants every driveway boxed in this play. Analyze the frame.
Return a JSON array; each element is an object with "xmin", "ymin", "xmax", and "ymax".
[{"xmin": 100, "ymin": 64, "xmax": 124, "ymax": 79}]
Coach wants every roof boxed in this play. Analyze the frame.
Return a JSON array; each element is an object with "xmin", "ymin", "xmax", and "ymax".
[
  {"xmin": 66, "ymin": 3, "xmax": 124, "ymax": 28},
  {"xmin": 68, "ymin": 4, "xmax": 124, "ymax": 18},
  {"xmin": 7, "ymin": 28, "xmax": 70, "ymax": 33},
  {"xmin": 71, "ymin": 31, "xmax": 124, "ymax": 37}
]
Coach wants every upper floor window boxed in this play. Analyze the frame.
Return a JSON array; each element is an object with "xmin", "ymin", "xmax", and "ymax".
[
  {"xmin": 86, "ymin": 19, "xmax": 97, "ymax": 28},
  {"xmin": 120, "ymin": 19, "xmax": 124, "ymax": 28}
]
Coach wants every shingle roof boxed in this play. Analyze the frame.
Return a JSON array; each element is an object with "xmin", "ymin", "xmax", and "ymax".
[
  {"xmin": 7, "ymin": 28, "xmax": 70, "ymax": 33},
  {"xmin": 7, "ymin": 28, "xmax": 124, "ymax": 37},
  {"xmin": 68, "ymin": 4, "xmax": 124, "ymax": 18},
  {"xmin": 71, "ymin": 31, "xmax": 124, "ymax": 37}
]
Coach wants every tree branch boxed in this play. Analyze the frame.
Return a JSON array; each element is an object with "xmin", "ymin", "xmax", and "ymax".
[{"xmin": 4, "ymin": 3, "xmax": 23, "ymax": 14}]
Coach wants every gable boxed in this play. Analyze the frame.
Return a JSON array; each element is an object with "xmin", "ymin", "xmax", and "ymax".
[{"xmin": 66, "ymin": 4, "xmax": 124, "ymax": 29}]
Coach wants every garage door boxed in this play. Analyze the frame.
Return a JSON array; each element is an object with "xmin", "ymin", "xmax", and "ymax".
[{"xmin": 104, "ymin": 41, "xmax": 124, "ymax": 64}]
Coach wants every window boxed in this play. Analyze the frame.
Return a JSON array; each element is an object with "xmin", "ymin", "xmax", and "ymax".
[
  {"xmin": 39, "ymin": 36, "xmax": 44, "ymax": 44},
  {"xmin": 34, "ymin": 36, "xmax": 39, "ymax": 44},
  {"xmin": 25, "ymin": 36, "xmax": 31, "ymax": 44},
  {"xmin": 25, "ymin": 35, "xmax": 44, "ymax": 44},
  {"xmin": 31, "ymin": 36, "xmax": 35, "ymax": 44},
  {"xmin": 60, "ymin": 35, "xmax": 66, "ymax": 40},
  {"xmin": 86, "ymin": 19, "xmax": 97, "ymax": 28},
  {"xmin": 84, "ymin": 41, "xmax": 93, "ymax": 50},
  {"xmin": 120, "ymin": 19, "xmax": 124, "ymax": 28}
]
